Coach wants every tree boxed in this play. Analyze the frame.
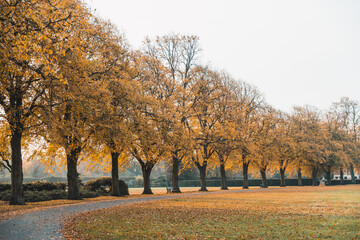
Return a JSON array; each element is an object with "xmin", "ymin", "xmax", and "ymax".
[
  {"xmin": 126, "ymin": 52, "xmax": 173, "ymax": 194},
  {"xmin": 0, "ymin": 0, "xmax": 87, "ymax": 204},
  {"xmin": 41, "ymin": 14, "xmax": 120, "ymax": 200},
  {"xmin": 332, "ymin": 98, "xmax": 360, "ymax": 183},
  {"xmin": 231, "ymin": 81, "xmax": 263, "ymax": 189},
  {"xmin": 252, "ymin": 106, "xmax": 279, "ymax": 188},
  {"xmin": 186, "ymin": 66, "xmax": 225, "ymax": 191},
  {"xmin": 142, "ymin": 34, "xmax": 200, "ymax": 193}
]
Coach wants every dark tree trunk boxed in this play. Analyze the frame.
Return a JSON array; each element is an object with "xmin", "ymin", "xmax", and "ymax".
[
  {"xmin": 297, "ymin": 168, "xmax": 303, "ymax": 186},
  {"xmin": 260, "ymin": 168, "xmax": 268, "ymax": 188},
  {"xmin": 197, "ymin": 164, "xmax": 208, "ymax": 191},
  {"xmin": 220, "ymin": 162, "xmax": 228, "ymax": 190},
  {"xmin": 326, "ymin": 168, "xmax": 331, "ymax": 185},
  {"xmin": 141, "ymin": 164, "xmax": 153, "ymax": 194},
  {"xmin": 111, "ymin": 151, "xmax": 120, "ymax": 196},
  {"xmin": 280, "ymin": 167, "xmax": 286, "ymax": 187},
  {"xmin": 311, "ymin": 167, "xmax": 318, "ymax": 186},
  {"xmin": 350, "ymin": 164, "xmax": 356, "ymax": 184},
  {"xmin": 340, "ymin": 167, "xmax": 344, "ymax": 185},
  {"xmin": 10, "ymin": 129, "xmax": 25, "ymax": 205},
  {"xmin": 171, "ymin": 154, "xmax": 181, "ymax": 193},
  {"xmin": 67, "ymin": 148, "xmax": 81, "ymax": 200},
  {"xmin": 242, "ymin": 162, "xmax": 249, "ymax": 189}
]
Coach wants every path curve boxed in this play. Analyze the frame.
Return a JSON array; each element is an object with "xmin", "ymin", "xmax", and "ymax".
[{"xmin": 0, "ymin": 188, "xmax": 273, "ymax": 240}]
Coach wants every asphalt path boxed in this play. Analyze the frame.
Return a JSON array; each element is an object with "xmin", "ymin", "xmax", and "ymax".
[{"xmin": 0, "ymin": 188, "xmax": 272, "ymax": 240}]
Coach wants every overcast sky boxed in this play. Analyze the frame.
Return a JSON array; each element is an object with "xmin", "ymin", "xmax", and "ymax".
[{"xmin": 85, "ymin": 0, "xmax": 360, "ymax": 113}]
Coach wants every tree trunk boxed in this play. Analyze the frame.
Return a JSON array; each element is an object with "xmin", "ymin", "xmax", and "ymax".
[
  {"xmin": 197, "ymin": 164, "xmax": 208, "ymax": 191},
  {"xmin": 311, "ymin": 167, "xmax": 318, "ymax": 186},
  {"xmin": 280, "ymin": 167, "xmax": 286, "ymax": 187},
  {"xmin": 326, "ymin": 168, "xmax": 331, "ymax": 185},
  {"xmin": 111, "ymin": 151, "xmax": 120, "ymax": 196},
  {"xmin": 297, "ymin": 168, "xmax": 303, "ymax": 186},
  {"xmin": 260, "ymin": 168, "xmax": 268, "ymax": 188},
  {"xmin": 243, "ymin": 162, "xmax": 249, "ymax": 189},
  {"xmin": 67, "ymin": 148, "xmax": 81, "ymax": 200},
  {"xmin": 141, "ymin": 164, "xmax": 153, "ymax": 194},
  {"xmin": 340, "ymin": 167, "xmax": 344, "ymax": 185},
  {"xmin": 171, "ymin": 154, "xmax": 181, "ymax": 193},
  {"xmin": 220, "ymin": 162, "xmax": 228, "ymax": 190},
  {"xmin": 350, "ymin": 164, "xmax": 356, "ymax": 184},
  {"xmin": 10, "ymin": 129, "xmax": 25, "ymax": 205}
]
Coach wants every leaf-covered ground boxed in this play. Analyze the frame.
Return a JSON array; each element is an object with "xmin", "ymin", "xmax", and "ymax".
[
  {"xmin": 64, "ymin": 185, "xmax": 360, "ymax": 239},
  {"xmin": 0, "ymin": 187, "xmax": 216, "ymax": 222}
]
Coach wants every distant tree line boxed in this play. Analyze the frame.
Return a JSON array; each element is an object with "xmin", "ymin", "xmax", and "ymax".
[{"xmin": 0, "ymin": 0, "xmax": 359, "ymax": 205}]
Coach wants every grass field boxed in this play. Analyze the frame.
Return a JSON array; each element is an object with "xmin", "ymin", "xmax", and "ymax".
[
  {"xmin": 0, "ymin": 187, "xmax": 225, "ymax": 222},
  {"xmin": 64, "ymin": 185, "xmax": 360, "ymax": 239}
]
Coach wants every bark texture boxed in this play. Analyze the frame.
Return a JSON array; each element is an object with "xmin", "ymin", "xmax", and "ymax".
[
  {"xmin": 279, "ymin": 167, "xmax": 286, "ymax": 187},
  {"xmin": 260, "ymin": 168, "xmax": 268, "ymax": 188},
  {"xmin": 311, "ymin": 167, "xmax": 318, "ymax": 186},
  {"xmin": 297, "ymin": 168, "xmax": 303, "ymax": 186},
  {"xmin": 197, "ymin": 164, "xmax": 208, "ymax": 191},
  {"xmin": 141, "ymin": 164, "xmax": 153, "ymax": 194},
  {"xmin": 242, "ymin": 162, "xmax": 249, "ymax": 189},
  {"xmin": 326, "ymin": 168, "xmax": 331, "ymax": 185},
  {"xmin": 10, "ymin": 130, "xmax": 25, "ymax": 205},
  {"xmin": 219, "ymin": 156, "xmax": 228, "ymax": 190},
  {"xmin": 111, "ymin": 151, "xmax": 120, "ymax": 196},
  {"xmin": 171, "ymin": 155, "xmax": 181, "ymax": 193},
  {"xmin": 66, "ymin": 148, "xmax": 81, "ymax": 200}
]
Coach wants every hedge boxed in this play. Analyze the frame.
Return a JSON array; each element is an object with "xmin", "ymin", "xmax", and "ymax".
[
  {"xmin": 178, "ymin": 178, "xmax": 316, "ymax": 187},
  {"xmin": 83, "ymin": 177, "xmax": 129, "ymax": 195}
]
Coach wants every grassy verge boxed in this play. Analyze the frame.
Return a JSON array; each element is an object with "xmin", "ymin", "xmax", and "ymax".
[
  {"xmin": 64, "ymin": 185, "xmax": 360, "ymax": 239},
  {"xmin": 0, "ymin": 186, "xmax": 231, "ymax": 222}
]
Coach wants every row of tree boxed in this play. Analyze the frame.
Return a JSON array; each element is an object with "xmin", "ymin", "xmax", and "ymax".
[{"xmin": 1, "ymin": 0, "xmax": 359, "ymax": 205}]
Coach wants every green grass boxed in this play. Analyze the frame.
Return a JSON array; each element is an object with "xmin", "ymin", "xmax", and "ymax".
[{"xmin": 64, "ymin": 185, "xmax": 360, "ymax": 239}]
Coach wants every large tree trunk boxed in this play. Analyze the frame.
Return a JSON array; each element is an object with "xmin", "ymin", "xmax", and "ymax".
[
  {"xmin": 311, "ymin": 167, "xmax": 318, "ymax": 186},
  {"xmin": 67, "ymin": 148, "xmax": 81, "ymax": 200},
  {"xmin": 141, "ymin": 164, "xmax": 153, "ymax": 194},
  {"xmin": 297, "ymin": 168, "xmax": 303, "ymax": 186},
  {"xmin": 350, "ymin": 164, "xmax": 356, "ymax": 184},
  {"xmin": 10, "ymin": 129, "xmax": 25, "ymax": 205},
  {"xmin": 171, "ymin": 154, "xmax": 181, "ymax": 193},
  {"xmin": 326, "ymin": 167, "xmax": 331, "ymax": 186},
  {"xmin": 243, "ymin": 162, "xmax": 249, "ymax": 189},
  {"xmin": 340, "ymin": 167, "xmax": 344, "ymax": 185},
  {"xmin": 197, "ymin": 164, "xmax": 208, "ymax": 191},
  {"xmin": 260, "ymin": 167, "xmax": 268, "ymax": 188},
  {"xmin": 111, "ymin": 151, "xmax": 120, "ymax": 196},
  {"xmin": 279, "ymin": 167, "xmax": 286, "ymax": 187},
  {"xmin": 219, "ymin": 156, "xmax": 228, "ymax": 190}
]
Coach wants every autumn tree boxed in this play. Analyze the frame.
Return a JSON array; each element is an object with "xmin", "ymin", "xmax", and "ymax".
[
  {"xmin": 231, "ymin": 81, "xmax": 263, "ymax": 189},
  {"xmin": 331, "ymin": 98, "xmax": 360, "ymax": 183},
  {"xmin": 0, "ymin": 0, "xmax": 90, "ymax": 204},
  {"xmin": 142, "ymin": 34, "xmax": 200, "ymax": 192},
  {"xmin": 126, "ymin": 51, "xmax": 173, "ymax": 194},
  {"xmin": 252, "ymin": 106, "xmax": 279, "ymax": 188},
  {"xmin": 41, "ymin": 12, "xmax": 122, "ymax": 199}
]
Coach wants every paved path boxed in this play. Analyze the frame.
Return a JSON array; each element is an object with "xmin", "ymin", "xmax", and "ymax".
[{"xmin": 0, "ymin": 188, "xmax": 272, "ymax": 240}]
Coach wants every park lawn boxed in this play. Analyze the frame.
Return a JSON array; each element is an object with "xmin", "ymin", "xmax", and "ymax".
[
  {"xmin": 64, "ymin": 185, "xmax": 360, "ymax": 240},
  {"xmin": 0, "ymin": 187, "xmax": 224, "ymax": 222}
]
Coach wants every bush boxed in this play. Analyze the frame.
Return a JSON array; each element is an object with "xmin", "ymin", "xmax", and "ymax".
[
  {"xmin": 25, "ymin": 191, "xmax": 52, "ymax": 202},
  {"xmin": 0, "ymin": 183, "xmax": 11, "ymax": 192},
  {"xmin": 83, "ymin": 177, "xmax": 129, "ymax": 195},
  {"xmin": 46, "ymin": 189, "xmax": 67, "ymax": 200},
  {"xmin": 0, "ymin": 190, "xmax": 11, "ymax": 201},
  {"xmin": 80, "ymin": 190, "xmax": 100, "ymax": 198},
  {"xmin": 23, "ymin": 181, "xmax": 67, "ymax": 191}
]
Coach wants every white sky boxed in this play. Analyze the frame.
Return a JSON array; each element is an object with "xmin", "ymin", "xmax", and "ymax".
[{"xmin": 85, "ymin": 0, "xmax": 360, "ymax": 113}]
